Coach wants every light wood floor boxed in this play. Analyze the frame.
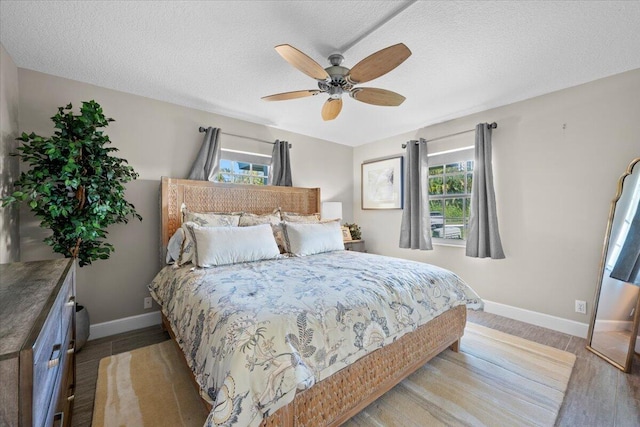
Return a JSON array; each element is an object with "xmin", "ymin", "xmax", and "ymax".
[{"xmin": 71, "ymin": 310, "xmax": 640, "ymax": 427}]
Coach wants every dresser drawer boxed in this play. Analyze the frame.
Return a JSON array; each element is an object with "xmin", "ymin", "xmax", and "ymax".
[
  {"xmin": 32, "ymin": 316, "xmax": 62, "ymax": 426},
  {"xmin": 47, "ymin": 320, "xmax": 75, "ymax": 427},
  {"xmin": 32, "ymin": 273, "xmax": 74, "ymax": 427},
  {"xmin": 59, "ymin": 269, "xmax": 75, "ymax": 342}
]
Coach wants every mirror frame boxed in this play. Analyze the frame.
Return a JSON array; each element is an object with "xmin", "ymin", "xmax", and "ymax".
[{"xmin": 586, "ymin": 157, "xmax": 640, "ymax": 372}]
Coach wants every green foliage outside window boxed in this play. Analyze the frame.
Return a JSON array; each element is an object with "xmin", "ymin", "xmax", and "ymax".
[
  {"xmin": 428, "ymin": 161, "xmax": 473, "ymax": 240},
  {"xmin": 215, "ymin": 159, "xmax": 269, "ymax": 185}
]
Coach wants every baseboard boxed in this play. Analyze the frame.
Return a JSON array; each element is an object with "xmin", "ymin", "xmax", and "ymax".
[
  {"xmin": 483, "ymin": 300, "xmax": 589, "ymax": 338},
  {"xmin": 89, "ymin": 311, "xmax": 162, "ymax": 341}
]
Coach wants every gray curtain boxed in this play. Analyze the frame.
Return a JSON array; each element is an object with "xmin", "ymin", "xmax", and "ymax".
[
  {"xmin": 187, "ymin": 127, "xmax": 221, "ymax": 181},
  {"xmin": 610, "ymin": 200, "xmax": 640, "ymax": 285},
  {"xmin": 466, "ymin": 123, "xmax": 505, "ymax": 259},
  {"xmin": 399, "ymin": 138, "xmax": 432, "ymax": 250},
  {"xmin": 269, "ymin": 140, "xmax": 292, "ymax": 186}
]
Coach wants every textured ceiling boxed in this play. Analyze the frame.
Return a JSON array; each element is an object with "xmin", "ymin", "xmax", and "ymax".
[{"xmin": 1, "ymin": 1, "xmax": 640, "ymax": 146}]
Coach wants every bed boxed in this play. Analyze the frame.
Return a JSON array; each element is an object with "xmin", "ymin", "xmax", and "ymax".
[{"xmin": 151, "ymin": 177, "xmax": 483, "ymax": 427}]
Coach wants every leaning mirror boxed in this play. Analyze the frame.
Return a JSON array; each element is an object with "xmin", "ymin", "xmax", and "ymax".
[{"xmin": 587, "ymin": 158, "xmax": 640, "ymax": 372}]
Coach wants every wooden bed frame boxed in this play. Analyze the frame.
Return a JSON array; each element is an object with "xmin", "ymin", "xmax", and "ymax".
[{"xmin": 159, "ymin": 177, "xmax": 466, "ymax": 426}]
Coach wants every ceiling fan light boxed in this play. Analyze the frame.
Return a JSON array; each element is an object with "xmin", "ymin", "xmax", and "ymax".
[{"xmin": 328, "ymin": 86, "xmax": 342, "ymax": 99}]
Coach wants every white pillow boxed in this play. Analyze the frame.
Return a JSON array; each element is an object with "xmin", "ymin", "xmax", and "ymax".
[
  {"xmin": 284, "ymin": 221, "xmax": 344, "ymax": 256},
  {"xmin": 186, "ymin": 223, "xmax": 280, "ymax": 267}
]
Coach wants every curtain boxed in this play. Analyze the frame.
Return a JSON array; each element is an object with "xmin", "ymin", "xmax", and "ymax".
[
  {"xmin": 269, "ymin": 140, "xmax": 292, "ymax": 186},
  {"xmin": 610, "ymin": 200, "xmax": 640, "ymax": 285},
  {"xmin": 466, "ymin": 123, "xmax": 505, "ymax": 259},
  {"xmin": 187, "ymin": 127, "xmax": 221, "ymax": 181},
  {"xmin": 399, "ymin": 138, "xmax": 432, "ymax": 250}
]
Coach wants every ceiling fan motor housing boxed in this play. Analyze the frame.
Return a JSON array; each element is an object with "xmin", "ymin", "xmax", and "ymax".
[{"xmin": 319, "ymin": 64, "xmax": 352, "ymax": 97}]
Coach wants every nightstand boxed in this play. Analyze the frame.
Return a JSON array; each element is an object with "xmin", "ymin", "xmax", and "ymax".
[{"xmin": 344, "ymin": 239, "xmax": 365, "ymax": 252}]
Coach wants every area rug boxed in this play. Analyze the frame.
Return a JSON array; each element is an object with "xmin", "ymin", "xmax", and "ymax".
[
  {"xmin": 93, "ymin": 323, "xmax": 576, "ymax": 427},
  {"xmin": 343, "ymin": 323, "xmax": 577, "ymax": 427},
  {"xmin": 92, "ymin": 340, "xmax": 208, "ymax": 427}
]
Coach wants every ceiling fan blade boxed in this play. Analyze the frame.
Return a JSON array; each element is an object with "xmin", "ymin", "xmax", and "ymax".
[
  {"xmin": 350, "ymin": 88, "xmax": 406, "ymax": 106},
  {"xmin": 347, "ymin": 43, "xmax": 412, "ymax": 84},
  {"xmin": 321, "ymin": 98, "xmax": 342, "ymax": 121},
  {"xmin": 275, "ymin": 44, "xmax": 330, "ymax": 81},
  {"xmin": 262, "ymin": 90, "xmax": 321, "ymax": 101}
]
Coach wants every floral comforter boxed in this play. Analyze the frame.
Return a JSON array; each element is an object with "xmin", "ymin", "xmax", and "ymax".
[{"xmin": 148, "ymin": 251, "xmax": 483, "ymax": 427}]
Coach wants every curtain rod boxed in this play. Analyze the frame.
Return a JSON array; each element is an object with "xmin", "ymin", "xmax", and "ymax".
[
  {"xmin": 198, "ymin": 127, "xmax": 291, "ymax": 148},
  {"xmin": 402, "ymin": 122, "xmax": 497, "ymax": 148}
]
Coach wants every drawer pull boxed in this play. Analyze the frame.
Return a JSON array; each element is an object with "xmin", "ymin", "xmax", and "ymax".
[
  {"xmin": 67, "ymin": 339, "xmax": 75, "ymax": 355},
  {"xmin": 65, "ymin": 296, "xmax": 76, "ymax": 307},
  {"xmin": 48, "ymin": 344, "xmax": 62, "ymax": 369},
  {"xmin": 67, "ymin": 394, "xmax": 75, "ymax": 402},
  {"xmin": 53, "ymin": 412, "xmax": 64, "ymax": 427}
]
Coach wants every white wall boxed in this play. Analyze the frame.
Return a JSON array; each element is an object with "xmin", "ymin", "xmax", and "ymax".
[
  {"xmin": 353, "ymin": 69, "xmax": 640, "ymax": 324},
  {"xmin": 0, "ymin": 43, "xmax": 20, "ymax": 263},
  {"xmin": 17, "ymin": 69, "xmax": 353, "ymax": 324}
]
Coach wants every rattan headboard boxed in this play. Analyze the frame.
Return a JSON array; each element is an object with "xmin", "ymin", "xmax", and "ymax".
[{"xmin": 160, "ymin": 177, "xmax": 321, "ymax": 247}]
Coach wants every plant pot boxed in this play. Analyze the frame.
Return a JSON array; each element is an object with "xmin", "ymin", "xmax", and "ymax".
[{"xmin": 75, "ymin": 304, "xmax": 90, "ymax": 351}]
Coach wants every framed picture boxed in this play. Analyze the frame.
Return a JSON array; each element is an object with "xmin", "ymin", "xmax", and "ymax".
[
  {"xmin": 361, "ymin": 156, "xmax": 403, "ymax": 209},
  {"xmin": 341, "ymin": 226, "xmax": 353, "ymax": 241}
]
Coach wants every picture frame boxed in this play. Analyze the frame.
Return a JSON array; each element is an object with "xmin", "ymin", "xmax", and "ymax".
[
  {"xmin": 361, "ymin": 156, "xmax": 403, "ymax": 209},
  {"xmin": 341, "ymin": 226, "xmax": 353, "ymax": 241}
]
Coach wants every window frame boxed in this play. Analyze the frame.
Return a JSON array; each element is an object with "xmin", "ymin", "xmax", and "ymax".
[
  {"xmin": 214, "ymin": 149, "xmax": 271, "ymax": 186},
  {"xmin": 427, "ymin": 147, "xmax": 474, "ymax": 247}
]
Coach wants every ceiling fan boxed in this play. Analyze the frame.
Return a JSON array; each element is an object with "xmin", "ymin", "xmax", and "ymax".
[{"xmin": 262, "ymin": 43, "xmax": 411, "ymax": 121}]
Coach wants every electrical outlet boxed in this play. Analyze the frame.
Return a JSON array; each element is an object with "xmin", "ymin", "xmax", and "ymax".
[
  {"xmin": 144, "ymin": 297, "xmax": 152, "ymax": 309},
  {"xmin": 575, "ymin": 300, "xmax": 587, "ymax": 314}
]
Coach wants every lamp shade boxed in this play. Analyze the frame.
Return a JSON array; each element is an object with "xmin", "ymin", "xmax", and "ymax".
[{"xmin": 322, "ymin": 201, "xmax": 343, "ymax": 221}]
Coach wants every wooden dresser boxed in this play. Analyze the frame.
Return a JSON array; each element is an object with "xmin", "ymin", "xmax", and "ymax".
[{"xmin": 0, "ymin": 259, "xmax": 76, "ymax": 427}]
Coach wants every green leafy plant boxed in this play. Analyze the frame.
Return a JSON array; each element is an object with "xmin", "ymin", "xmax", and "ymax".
[
  {"xmin": 344, "ymin": 223, "xmax": 361, "ymax": 240},
  {"xmin": 1, "ymin": 100, "xmax": 142, "ymax": 266}
]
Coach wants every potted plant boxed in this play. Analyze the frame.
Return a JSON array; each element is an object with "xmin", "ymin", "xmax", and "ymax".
[
  {"xmin": 344, "ymin": 223, "xmax": 362, "ymax": 240},
  {"xmin": 1, "ymin": 100, "xmax": 142, "ymax": 349}
]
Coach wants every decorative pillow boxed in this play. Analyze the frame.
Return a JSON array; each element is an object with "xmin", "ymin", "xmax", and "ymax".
[
  {"xmin": 271, "ymin": 223, "xmax": 288, "ymax": 254},
  {"xmin": 238, "ymin": 209, "xmax": 287, "ymax": 252},
  {"xmin": 176, "ymin": 221, "xmax": 198, "ymax": 266},
  {"xmin": 185, "ymin": 223, "xmax": 280, "ymax": 267},
  {"xmin": 183, "ymin": 209, "xmax": 241, "ymax": 227},
  {"xmin": 239, "ymin": 209, "xmax": 281, "ymax": 226},
  {"xmin": 166, "ymin": 228, "xmax": 185, "ymax": 264},
  {"xmin": 281, "ymin": 212, "xmax": 321, "ymax": 223},
  {"xmin": 284, "ymin": 221, "xmax": 344, "ymax": 256}
]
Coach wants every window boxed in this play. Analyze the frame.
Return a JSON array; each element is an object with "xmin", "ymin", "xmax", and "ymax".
[
  {"xmin": 214, "ymin": 149, "xmax": 270, "ymax": 186},
  {"xmin": 428, "ymin": 148, "xmax": 474, "ymax": 243}
]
